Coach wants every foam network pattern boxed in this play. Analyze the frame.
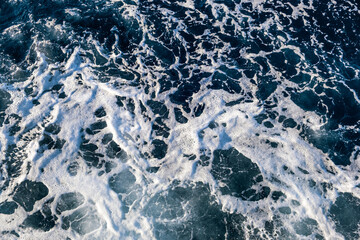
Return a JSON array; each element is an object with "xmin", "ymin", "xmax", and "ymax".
[{"xmin": 0, "ymin": 0, "xmax": 359, "ymax": 239}]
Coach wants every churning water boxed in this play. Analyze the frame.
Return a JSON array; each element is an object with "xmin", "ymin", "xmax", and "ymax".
[{"xmin": 0, "ymin": 0, "xmax": 360, "ymax": 239}]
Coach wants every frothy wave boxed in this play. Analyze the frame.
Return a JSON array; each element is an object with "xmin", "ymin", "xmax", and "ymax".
[{"xmin": 0, "ymin": 0, "xmax": 359, "ymax": 239}]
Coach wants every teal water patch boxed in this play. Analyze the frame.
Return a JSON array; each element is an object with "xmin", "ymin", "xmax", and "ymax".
[
  {"xmin": 13, "ymin": 180, "xmax": 48, "ymax": 212},
  {"xmin": 143, "ymin": 182, "xmax": 245, "ymax": 239},
  {"xmin": 109, "ymin": 168, "xmax": 142, "ymax": 214},
  {"xmin": 0, "ymin": 201, "xmax": 18, "ymax": 215},
  {"xmin": 61, "ymin": 206, "xmax": 101, "ymax": 235},
  {"xmin": 22, "ymin": 200, "xmax": 57, "ymax": 232},
  {"xmin": 329, "ymin": 192, "xmax": 360, "ymax": 239},
  {"xmin": 211, "ymin": 148, "xmax": 270, "ymax": 201},
  {"xmin": 56, "ymin": 192, "xmax": 85, "ymax": 215}
]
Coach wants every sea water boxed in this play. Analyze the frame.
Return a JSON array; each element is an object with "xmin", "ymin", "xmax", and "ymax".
[{"xmin": 0, "ymin": 0, "xmax": 359, "ymax": 239}]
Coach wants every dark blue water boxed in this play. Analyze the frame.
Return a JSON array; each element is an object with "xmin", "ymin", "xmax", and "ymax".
[{"xmin": 0, "ymin": 0, "xmax": 359, "ymax": 239}]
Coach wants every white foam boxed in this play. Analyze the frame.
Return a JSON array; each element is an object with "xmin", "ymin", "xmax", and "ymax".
[{"xmin": 1, "ymin": 1, "xmax": 359, "ymax": 239}]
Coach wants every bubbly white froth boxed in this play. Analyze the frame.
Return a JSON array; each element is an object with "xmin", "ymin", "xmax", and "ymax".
[{"xmin": 0, "ymin": 0, "xmax": 359, "ymax": 239}]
